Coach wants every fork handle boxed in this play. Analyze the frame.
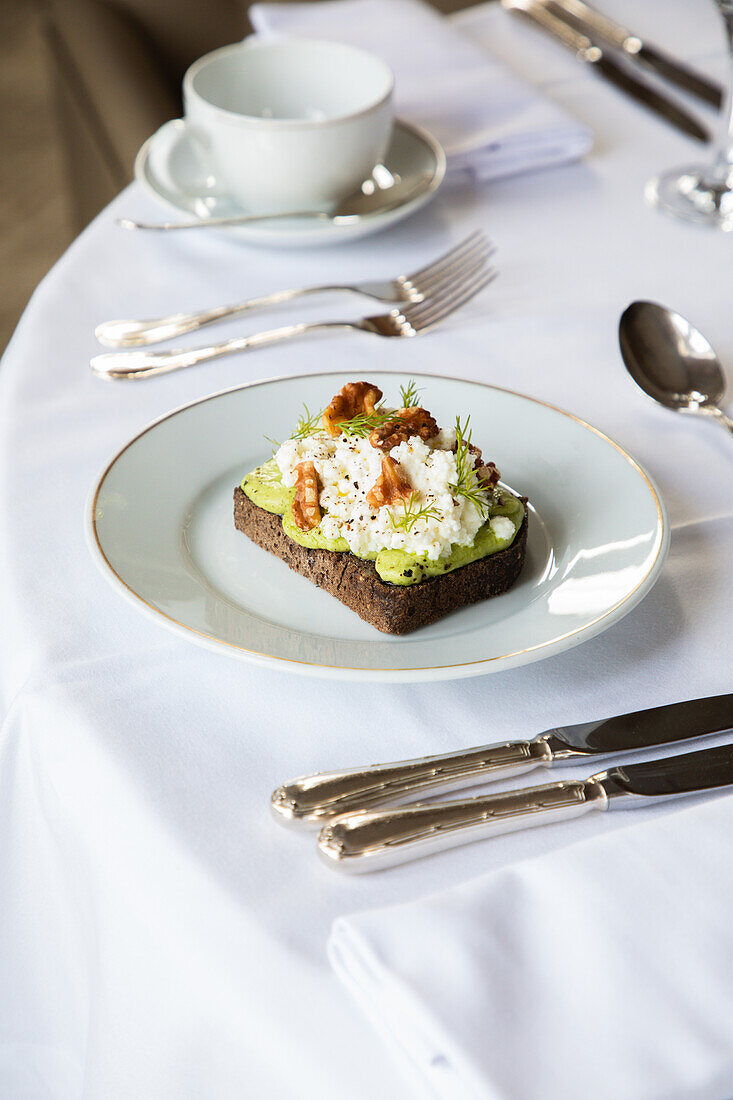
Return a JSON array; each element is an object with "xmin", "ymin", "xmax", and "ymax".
[
  {"xmin": 95, "ymin": 285, "xmax": 378, "ymax": 348},
  {"xmin": 90, "ymin": 321, "xmax": 355, "ymax": 379}
]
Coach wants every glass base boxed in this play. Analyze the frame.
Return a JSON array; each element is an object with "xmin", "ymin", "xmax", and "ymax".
[{"xmin": 646, "ymin": 165, "xmax": 733, "ymax": 230}]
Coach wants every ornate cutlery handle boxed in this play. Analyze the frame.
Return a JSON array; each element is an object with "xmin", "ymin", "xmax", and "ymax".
[
  {"xmin": 553, "ymin": 0, "xmax": 631, "ymax": 49},
  {"xmin": 550, "ymin": 0, "xmax": 722, "ymax": 107},
  {"xmin": 116, "ymin": 212, "xmax": 332, "ymax": 231},
  {"xmin": 90, "ymin": 321, "xmax": 351, "ymax": 379},
  {"xmin": 272, "ymin": 738, "xmax": 558, "ymax": 828},
  {"xmin": 318, "ymin": 778, "xmax": 608, "ymax": 872},
  {"xmin": 95, "ymin": 285, "xmax": 386, "ymax": 348},
  {"xmin": 503, "ymin": 0, "xmax": 595, "ymax": 56}
]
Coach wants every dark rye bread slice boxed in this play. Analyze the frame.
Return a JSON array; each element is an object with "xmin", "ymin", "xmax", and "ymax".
[{"xmin": 234, "ymin": 486, "xmax": 528, "ymax": 635}]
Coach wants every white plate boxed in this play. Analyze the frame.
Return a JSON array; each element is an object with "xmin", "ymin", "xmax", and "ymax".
[
  {"xmin": 87, "ymin": 372, "xmax": 668, "ymax": 682},
  {"xmin": 135, "ymin": 118, "xmax": 445, "ymax": 247}
]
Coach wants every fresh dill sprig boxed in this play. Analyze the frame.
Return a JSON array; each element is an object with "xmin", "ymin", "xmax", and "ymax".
[
  {"xmin": 399, "ymin": 379, "xmax": 422, "ymax": 408},
  {"xmin": 338, "ymin": 406, "xmax": 396, "ymax": 438},
  {"xmin": 387, "ymin": 492, "xmax": 442, "ymax": 533},
  {"xmin": 449, "ymin": 416, "xmax": 490, "ymax": 518},
  {"xmin": 263, "ymin": 404, "xmax": 324, "ymax": 454},
  {"xmin": 291, "ymin": 404, "xmax": 325, "ymax": 440}
]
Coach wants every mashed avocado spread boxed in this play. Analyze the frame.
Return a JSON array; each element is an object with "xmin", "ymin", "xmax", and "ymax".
[{"xmin": 242, "ymin": 458, "xmax": 525, "ymax": 587}]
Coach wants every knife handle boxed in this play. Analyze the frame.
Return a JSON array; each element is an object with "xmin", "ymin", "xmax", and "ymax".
[
  {"xmin": 271, "ymin": 738, "xmax": 557, "ymax": 828},
  {"xmin": 318, "ymin": 778, "xmax": 608, "ymax": 872},
  {"xmin": 550, "ymin": 0, "xmax": 631, "ymax": 51},
  {"xmin": 503, "ymin": 0, "xmax": 596, "ymax": 57}
]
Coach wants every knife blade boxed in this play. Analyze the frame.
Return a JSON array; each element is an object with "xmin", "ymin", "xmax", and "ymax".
[
  {"xmin": 318, "ymin": 743, "xmax": 733, "ymax": 872},
  {"xmin": 548, "ymin": 0, "xmax": 722, "ymax": 108},
  {"xmin": 502, "ymin": 0, "xmax": 710, "ymax": 143},
  {"xmin": 272, "ymin": 694, "xmax": 733, "ymax": 827}
]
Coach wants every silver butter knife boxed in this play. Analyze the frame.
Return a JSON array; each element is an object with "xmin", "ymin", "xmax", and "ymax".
[
  {"xmin": 318, "ymin": 741, "xmax": 733, "ymax": 872},
  {"xmin": 549, "ymin": 0, "xmax": 722, "ymax": 108},
  {"xmin": 502, "ymin": 0, "xmax": 710, "ymax": 143},
  {"xmin": 271, "ymin": 694, "xmax": 733, "ymax": 827}
]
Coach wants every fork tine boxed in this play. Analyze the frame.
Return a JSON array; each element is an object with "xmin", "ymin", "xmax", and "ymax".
[
  {"xmin": 404, "ymin": 230, "xmax": 483, "ymax": 282},
  {"xmin": 406, "ymin": 232, "xmax": 488, "ymax": 289},
  {"xmin": 415, "ymin": 240, "xmax": 495, "ymax": 299},
  {"xmin": 409, "ymin": 272, "xmax": 497, "ymax": 334},
  {"xmin": 413, "ymin": 245, "xmax": 494, "ymax": 302},
  {"xmin": 404, "ymin": 230, "xmax": 488, "ymax": 286},
  {"xmin": 406, "ymin": 268, "xmax": 498, "ymax": 332},
  {"xmin": 419, "ymin": 268, "xmax": 498, "ymax": 330},
  {"xmin": 405, "ymin": 257, "xmax": 496, "ymax": 325}
]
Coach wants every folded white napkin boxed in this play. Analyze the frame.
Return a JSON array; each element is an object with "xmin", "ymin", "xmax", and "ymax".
[
  {"xmin": 329, "ymin": 787, "xmax": 733, "ymax": 1100},
  {"xmin": 248, "ymin": 0, "xmax": 592, "ymax": 182}
]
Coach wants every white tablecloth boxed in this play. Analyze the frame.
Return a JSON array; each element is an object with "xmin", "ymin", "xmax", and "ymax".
[{"xmin": 1, "ymin": 3, "xmax": 732, "ymax": 1098}]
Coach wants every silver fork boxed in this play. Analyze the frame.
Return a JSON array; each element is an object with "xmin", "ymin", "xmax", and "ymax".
[
  {"xmin": 95, "ymin": 231, "xmax": 493, "ymax": 348},
  {"xmin": 91, "ymin": 260, "xmax": 498, "ymax": 381}
]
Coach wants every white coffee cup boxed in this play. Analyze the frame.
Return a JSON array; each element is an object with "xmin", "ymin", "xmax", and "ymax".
[{"xmin": 180, "ymin": 38, "xmax": 394, "ymax": 215}]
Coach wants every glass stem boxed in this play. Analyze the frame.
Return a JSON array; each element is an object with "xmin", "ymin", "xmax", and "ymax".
[{"xmin": 711, "ymin": 2, "xmax": 733, "ymax": 182}]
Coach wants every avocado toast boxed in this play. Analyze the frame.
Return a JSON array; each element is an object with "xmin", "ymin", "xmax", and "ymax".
[{"xmin": 233, "ymin": 380, "xmax": 527, "ymax": 634}]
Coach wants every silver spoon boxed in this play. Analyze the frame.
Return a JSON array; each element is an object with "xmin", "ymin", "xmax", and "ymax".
[
  {"xmin": 117, "ymin": 171, "xmax": 433, "ymax": 232},
  {"xmin": 619, "ymin": 300, "xmax": 733, "ymax": 438}
]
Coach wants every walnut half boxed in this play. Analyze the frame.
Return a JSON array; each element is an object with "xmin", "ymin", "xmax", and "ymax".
[
  {"xmin": 322, "ymin": 381, "xmax": 383, "ymax": 437},
  {"xmin": 467, "ymin": 443, "xmax": 500, "ymax": 490},
  {"xmin": 477, "ymin": 460, "xmax": 500, "ymax": 490},
  {"xmin": 292, "ymin": 461, "xmax": 322, "ymax": 531},
  {"xmin": 366, "ymin": 456, "xmax": 413, "ymax": 509},
  {"xmin": 369, "ymin": 406, "xmax": 439, "ymax": 452}
]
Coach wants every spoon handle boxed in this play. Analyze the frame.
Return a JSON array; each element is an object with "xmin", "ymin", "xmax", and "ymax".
[{"xmin": 117, "ymin": 212, "xmax": 332, "ymax": 231}]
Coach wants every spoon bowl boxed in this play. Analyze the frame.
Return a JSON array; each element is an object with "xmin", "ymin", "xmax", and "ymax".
[{"xmin": 619, "ymin": 300, "xmax": 733, "ymax": 436}]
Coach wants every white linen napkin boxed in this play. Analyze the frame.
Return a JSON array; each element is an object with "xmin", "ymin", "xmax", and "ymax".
[
  {"xmin": 248, "ymin": 0, "xmax": 592, "ymax": 182},
  {"xmin": 329, "ymin": 785, "xmax": 733, "ymax": 1100}
]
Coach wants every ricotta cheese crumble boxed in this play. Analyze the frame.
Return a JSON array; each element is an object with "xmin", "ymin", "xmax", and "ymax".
[{"xmin": 275, "ymin": 425, "xmax": 498, "ymax": 561}]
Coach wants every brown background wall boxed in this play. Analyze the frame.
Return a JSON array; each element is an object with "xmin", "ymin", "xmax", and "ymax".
[{"xmin": 1, "ymin": 1, "xmax": 73, "ymax": 352}]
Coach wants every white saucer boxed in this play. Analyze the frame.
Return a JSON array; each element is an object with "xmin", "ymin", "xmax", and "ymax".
[
  {"xmin": 135, "ymin": 118, "xmax": 446, "ymax": 247},
  {"xmin": 87, "ymin": 372, "xmax": 669, "ymax": 682}
]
